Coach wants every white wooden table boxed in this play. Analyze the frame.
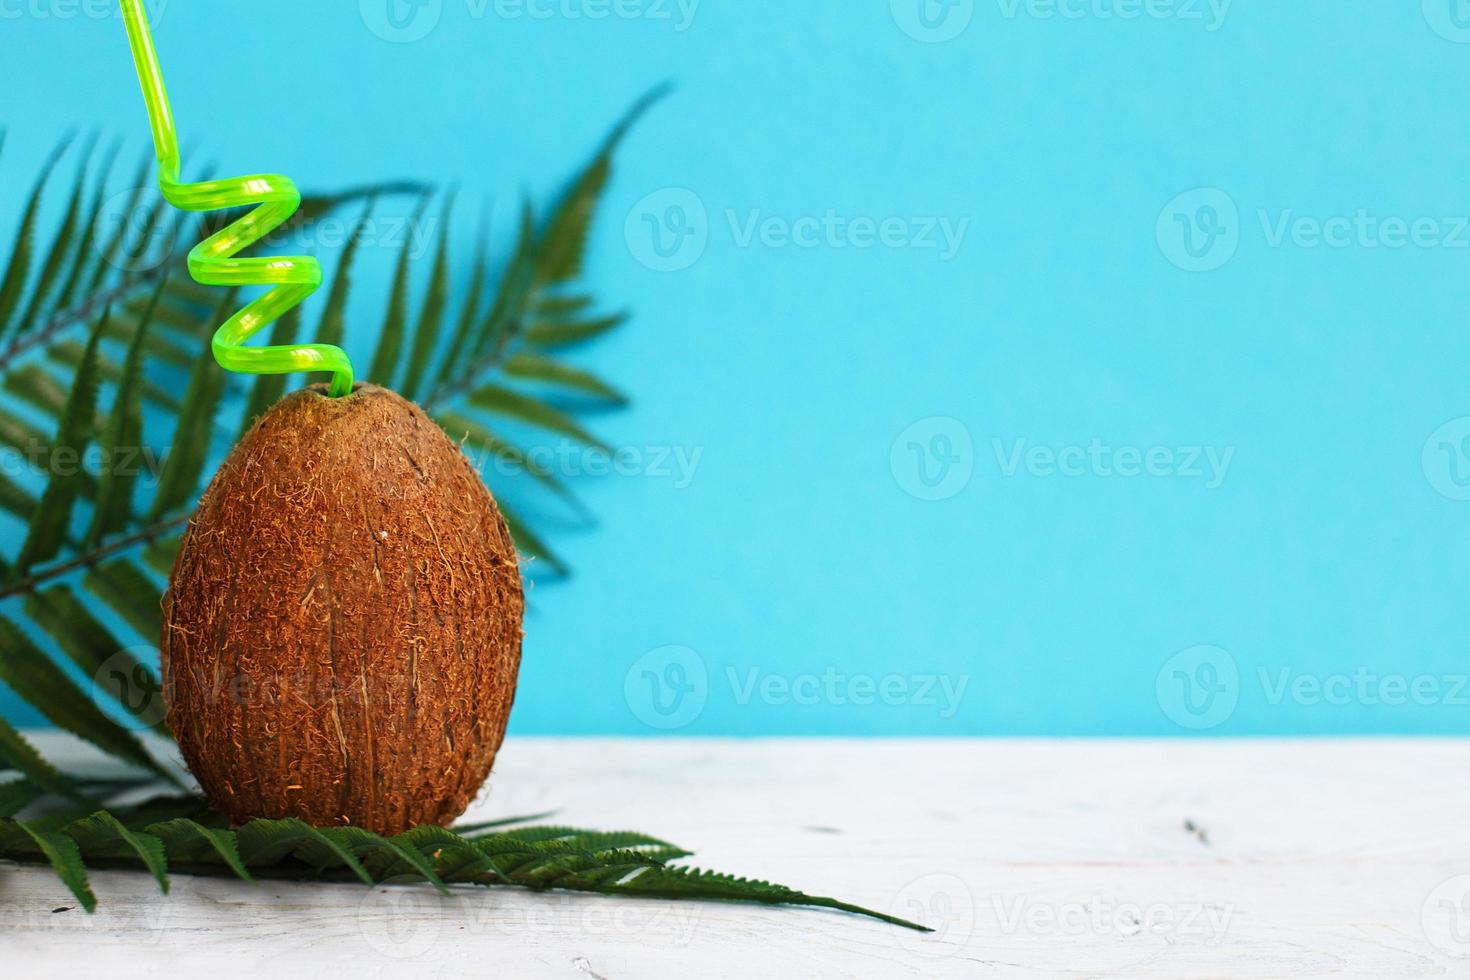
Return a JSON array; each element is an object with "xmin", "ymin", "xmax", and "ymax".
[{"xmin": 2, "ymin": 736, "xmax": 1468, "ymax": 978}]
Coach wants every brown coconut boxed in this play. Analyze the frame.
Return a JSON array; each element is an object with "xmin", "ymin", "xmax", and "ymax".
[{"xmin": 162, "ymin": 383, "xmax": 524, "ymax": 834}]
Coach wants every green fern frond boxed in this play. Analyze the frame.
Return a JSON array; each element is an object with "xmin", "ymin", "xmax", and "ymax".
[
  {"xmin": 467, "ymin": 383, "xmax": 611, "ymax": 451},
  {"xmin": 0, "ymin": 806, "xmax": 927, "ymax": 930},
  {"xmin": 401, "ymin": 191, "xmax": 454, "ymax": 399},
  {"xmin": 0, "ymin": 716, "xmax": 91, "ymax": 805},
  {"xmin": 0, "ymin": 133, "xmax": 75, "ymax": 340},
  {"xmin": 145, "ymin": 288, "xmax": 236, "ymax": 520},
  {"xmin": 82, "ymin": 559, "xmax": 164, "ymax": 640},
  {"xmin": 503, "ymin": 351, "xmax": 627, "ymax": 404},
  {"xmin": 86, "ymin": 275, "xmax": 162, "ymax": 546},
  {"xmin": 15, "ymin": 308, "xmax": 105, "ymax": 572},
  {"xmin": 367, "ymin": 192, "xmax": 431, "ymax": 386},
  {"xmin": 16, "ymin": 132, "xmax": 98, "ymax": 333},
  {"xmin": 0, "ymin": 615, "xmax": 170, "ymax": 781}
]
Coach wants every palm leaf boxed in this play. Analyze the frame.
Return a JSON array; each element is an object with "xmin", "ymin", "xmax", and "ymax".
[
  {"xmin": 400, "ymin": 191, "xmax": 453, "ymax": 398},
  {"xmin": 82, "ymin": 560, "xmax": 163, "ymax": 641},
  {"xmin": 436, "ymin": 207, "xmax": 492, "ymax": 387},
  {"xmin": 63, "ymin": 810, "xmax": 168, "ymax": 892},
  {"xmin": 146, "ymin": 289, "xmax": 236, "ymax": 519},
  {"xmin": 87, "ymin": 276, "xmax": 164, "ymax": 546},
  {"xmin": 0, "ymin": 715, "xmax": 89, "ymax": 805},
  {"xmin": 17, "ymin": 132, "xmax": 98, "ymax": 332},
  {"xmin": 0, "ymin": 615, "xmax": 168, "ymax": 780},
  {"xmin": 0, "ymin": 133, "xmax": 74, "ymax": 340},
  {"xmin": 14, "ymin": 309, "xmax": 105, "ymax": 572},
  {"xmin": 0, "ymin": 779, "xmax": 46, "ymax": 818},
  {"xmin": 525, "ymin": 312, "xmax": 628, "ymax": 349},
  {"xmin": 367, "ymin": 193, "xmax": 431, "ymax": 386},
  {"xmin": 0, "ymin": 470, "xmax": 36, "ymax": 522},
  {"xmin": 498, "ymin": 503, "xmax": 568, "ymax": 576},
  {"xmin": 23, "ymin": 586, "xmax": 163, "ymax": 731},
  {"xmin": 85, "ymin": 152, "xmax": 153, "ymax": 297},
  {"xmin": 467, "ymin": 383, "xmax": 610, "ymax": 451},
  {"xmin": 146, "ymin": 818, "xmax": 251, "ymax": 880},
  {"xmin": 535, "ymin": 84, "xmax": 670, "ymax": 285},
  {"xmin": 503, "ymin": 352, "xmax": 627, "ymax": 403},
  {"xmin": 52, "ymin": 137, "xmax": 122, "ymax": 316},
  {"xmin": 0, "ymin": 809, "xmax": 927, "ymax": 930},
  {"xmin": 467, "ymin": 202, "xmax": 536, "ymax": 369},
  {"xmin": 8, "ymin": 822, "xmax": 96, "ymax": 911},
  {"xmin": 315, "ymin": 201, "xmax": 372, "ymax": 351},
  {"xmin": 437, "ymin": 410, "xmax": 578, "ymax": 505}
]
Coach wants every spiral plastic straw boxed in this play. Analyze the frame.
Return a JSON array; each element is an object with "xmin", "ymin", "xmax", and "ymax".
[{"xmin": 118, "ymin": 0, "xmax": 353, "ymax": 396}]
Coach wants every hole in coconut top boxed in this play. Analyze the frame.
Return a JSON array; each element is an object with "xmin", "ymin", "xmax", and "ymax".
[{"xmin": 304, "ymin": 381, "xmax": 369, "ymax": 400}]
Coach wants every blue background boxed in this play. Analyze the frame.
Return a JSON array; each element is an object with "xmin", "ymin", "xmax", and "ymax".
[{"xmin": 4, "ymin": 0, "xmax": 1470, "ymax": 736}]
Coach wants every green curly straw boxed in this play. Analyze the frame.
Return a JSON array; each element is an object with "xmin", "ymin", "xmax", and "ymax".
[{"xmin": 118, "ymin": 0, "xmax": 354, "ymax": 397}]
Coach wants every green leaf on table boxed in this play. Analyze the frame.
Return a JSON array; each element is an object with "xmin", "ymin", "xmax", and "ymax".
[
  {"xmin": 10, "ymin": 822, "xmax": 96, "ymax": 912},
  {"xmin": 0, "ymin": 809, "xmax": 927, "ymax": 930},
  {"xmin": 64, "ymin": 810, "xmax": 168, "ymax": 893}
]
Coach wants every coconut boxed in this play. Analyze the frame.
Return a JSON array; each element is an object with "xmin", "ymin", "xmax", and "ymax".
[{"xmin": 162, "ymin": 383, "xmax": 524, "ymax": 834}]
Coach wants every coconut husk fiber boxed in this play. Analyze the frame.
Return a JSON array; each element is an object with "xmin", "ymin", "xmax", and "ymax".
[{"xmin": 162, "ymin": 382, "xmax": 524, "ymax": 835}]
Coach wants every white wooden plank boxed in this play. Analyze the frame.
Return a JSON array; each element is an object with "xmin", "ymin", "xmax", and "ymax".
[{"xmin": 2, "ymin": 736, "xmax": 1468, "ymax": 978}]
